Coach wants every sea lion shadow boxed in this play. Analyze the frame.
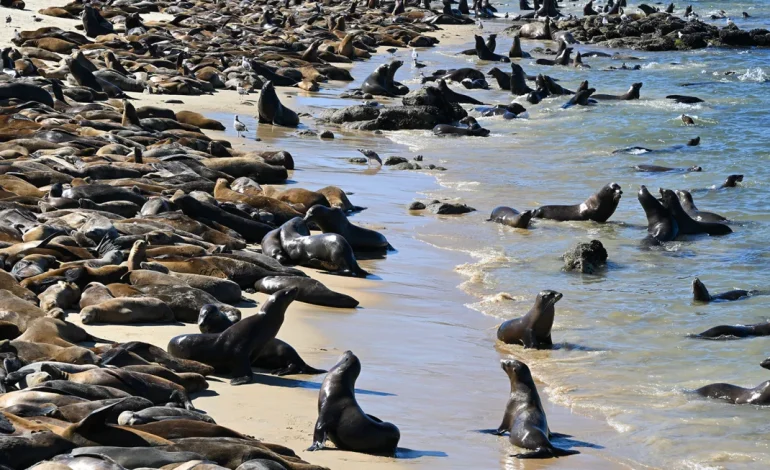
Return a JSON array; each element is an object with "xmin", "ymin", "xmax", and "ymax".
[
  {"xmin": 551, "ymin": 436, "xmax": 603, "ymax": 450},
  {"xmin": 395, "ymin": 447, "xmax": 448, "ymax": 459},
  {"xmin": 551, "ymin": 342, "xmax": 605, "ymax": 352},
  {"xmin": 191, "ymin": 389, "xmax": 220, "ymax": 398},
  {"xmin": 353, "ymin": 251, "xmax": 389, "ymax": 261},
  {"xmin": 250, "ymin": 373, "xmax": 396, "ymax": 396}
]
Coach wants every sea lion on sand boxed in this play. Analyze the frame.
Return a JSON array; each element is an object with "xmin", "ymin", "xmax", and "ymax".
[
  {"xmin": 80, "ymin": 297, "xmax": 176, "ymax": 325},
  {"xmin": 133, "ymin": 284, "xmax": 241, "ymax": 324},
  {"xmin": 497, "ymin": 290, "xmax": 562, "ymax": 348},
  {"xmin": 488, "ymin": 207, "xmax": 532, "ymax": 228},
  {"xmin": 317, "ymin": 186, "xmax": 366, "ymax": 213},
  {"xmin": 280, "ymin": 218, "xmax": 368, "ymax": 278},
  {"xmin": 695, "ymin": 380, "xmax": 770, "ymax": 405},
  {"xmin": 659, "ymin": 188, "xmax": 731, "ymax": 236},
  {"xmin": 308, "ymin": 351, "xmax": 400, "ymax": 455},
  {"xmin": 68, "ymin": 447, "xmax": 204, "ymax": 469},
  {"xmin": 490, "ymin": 359, "xmax": 578, "ymax": 458},
  {"xmin": 533, "ymin": 183, "xmax": 622, "ymax": 223},
  {"xmin": 252, "ymin": 338, "xmax": 326, "ymax": 376},
  {"xmin": 198, "ymin": 304, "xmax": 237, "ymax": 334},
  {"xmin": 126, "ymin": 270, "xmax": 242, "ymax": 305},
  {"xmin": 304, "ymin": 205, "xmax": 390, "ymax": 252},
  {"xmin": 692, "ymin": 322, "xmax": 770, "ymax": 340},
  {"xmin": 692, "ymin": 278, "xmax": 756, "ymax": 302},
  {"xmin": 637, "ymin": 185, "xmax": 678, "ymax": 244},
  {"xmin": 0, "ymin": 82, "xmax": 54, "ymax": 107},
  {"xmin": 258, "ymin": 81, "xmax": 299, "ymax": 128},
  {"xmin": 38, "ymin": 281, "xmax": 80, "ymax": 311},
  {"xmin": 167, "ymin": 288, "xmax": 298, "ymax": 385},
  {"xmin": 676, "ymin": 190, "xmax": 728, "ymax": 223},
  {"xmin": 518, "ymin": 18, "xmax": 551, "ymax": 40},
  {"xmin": 164, "ymin": 437, "xmax": 326, "ymax": 470},
  {"xmin": 119, "ymin": 406, "xmax": 215, "ymax": 425},
  {"xmin": 254, "ymin": 276, "xmax": 359, "ymax": 309},
  {"xmin": 261, "ymin": 228, "xmax": 290, "ymax": 265},
  {"xmin": 113, "ymin": 342, "xmax": 214, "ymax": 376}
]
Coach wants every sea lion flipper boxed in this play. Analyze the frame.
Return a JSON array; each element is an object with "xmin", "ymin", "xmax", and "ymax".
[
  {"xmin": 308, "ymin": 421, "xmax": 327, "ymax": 451},
  {"xmin": 74, "ymin": 400, "xmax": 123, "ymax": 431},
  {"xmin": 522, "ymin": 328, "xmax": 538, "ymax": 349},
  {"xmin": 229, "ymin": 371, "xmax": 253, "ymax": 386}
]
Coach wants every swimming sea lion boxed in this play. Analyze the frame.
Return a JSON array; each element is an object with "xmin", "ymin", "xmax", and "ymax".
[
  {"xmin": 532, "ymin": 183, "xmax": 622, "ymax": 223},
  {"xmin": 676, "ymin": 190, "xmax": 729, "ymax": 223},
  {"xmin": 497, "ymin": 290, "xmax": 562, "ymax": 348},
  {"xmin": 491, "ymin": 359, "xmax": 578, "ymax": 458},
  {"xmin": 692, "ymin": 278, "xmax": 756, "ymax": 302},
  {"xmin": 433, "ymin": 124, "xmax": 490, "ymax": 137},
  {"xmin": 593, "ymin": 82, "xmax": 642, "ymax": 100},
  {"xmin": 474, "ymin": 35, "xmax": 509, "ymax": 62},
  {"xmin": 304, "ymin": 205, "xmax": 390, "ymax": 251},
  {"xmin": 487, "ymin": 207, "xmax": 532, "ymax": 228},
  {"xmin": 659, "ymin": 188, "xmax": 731, "ymax": 236},
  {"xmin": 720, "ymin": 174, "xmax": 743, "ymax": 188},
  {"xmin": 692, "ymin": 322, "xmax": 770, "ymax": 340},
  {"xmin": 637, "ymin": 185, "xmax": 678, "ymax": 244},
  {"xmin": 634, "ymin": 165, "xmax": 702, "ymax": 173},
  {"xmin": 257, "ymin": 81, "xmax": 299, "ymax": 128},
  {"xmin": 695, "ymin": 380, "xmax": 770, "ymax": 405},
  {"xmin": 167, "ymin": 287, "xmax": 298, "ymax": 385},
  {"xmin": 308, "ymin": 351, "xmax": 400, "ymax": 455}
]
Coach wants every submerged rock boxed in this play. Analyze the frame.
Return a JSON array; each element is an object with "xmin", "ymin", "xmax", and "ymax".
[{"xmin": 563, "ymin": 240, "xmax": 608, "ymax": 274}]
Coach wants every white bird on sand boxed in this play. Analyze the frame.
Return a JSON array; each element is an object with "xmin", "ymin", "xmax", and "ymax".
[
  {"xmin": 234, "ymin": 115, "xmax": 248, "ymax": 137},
  {"xmin": 237, "ymin": 83, "xmax": 248, "ymax": 102},
  {"xmin": 357, "ymin": 148, "xmax": 382, "ymax": 166},
  {"xmin": 477, "ymin": 18, "xmax": 483, "ymax": 29},
  {"xmin": 412, "ymin": 47, "xmax": 418, "ymax": 61},
  {"xmin": 241, "ymin": 57, "xmax": 251, "ymax": 70}
]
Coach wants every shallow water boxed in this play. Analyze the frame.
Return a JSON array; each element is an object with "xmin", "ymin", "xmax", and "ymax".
[{"xmin": 215, "ymin": 3, "xmax": 770, "ymax": 468}]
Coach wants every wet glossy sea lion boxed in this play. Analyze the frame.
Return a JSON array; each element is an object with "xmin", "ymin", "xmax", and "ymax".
[
  {"xmin": 497, "ymin": 290, "xmax": 562, "ymax": 348},
  {"xmin": 304, "ymin": 205, "xmax": 390, "ymax": 251},
  {"xmin": 676, "ymin": 190, "xmax": 729, "ymax": 223},
  {"xmin": 252, "ymin": 338, "xmax": 326, "ymax": 376},
  {"xmin": 695, "ymin": 380, "xmax": 770, "ymax": 405},
  {"xmin": 533, "ymin": 183, "xmax": 622, "ymax": 223},
  {"xmin": 308, "ymin": 351, "xmax": 400, "ymax": 455},
  {"xmin": 114, "ymin": 342, "xmax": 215, "ymax": 376},
  {"xmin": 593, "ymin": 82, "xmax": 642, "ymax": 100},
  {"xmin": 261, "ymin": 228, "xmax": 290, "ymax": 264},
  {"xmin": 474, "ymin": 35, "xmax": 509, "ymax": 62},
  {"xmin": 258, "ymin": 81, "xmax": 299, "ymax": 128},
  {"xmin": 163, "ymin": 437, "xmax": 325, "ymax": 470},
  {"xmin": 692, "ymin": 278, "xmax": 756, "ymax": 302},
  {"xmin": 488, "ymin": 207, "xmax": 532, "ymax": 228},
  {"xmin": 634, "ymin": 165, "xmax": 702, "ymax": 173},
  {"xmin": 68, "ymin": 447, "xmax": 203, "ymax": 468},
  {"xmin": 491, "ymin": 359, "xmax": 578, "ymax": 458},
  {"xmin": 167, "ymin": 288, "xmax": 298, "ymax": 385},
  {"xmin": 126, "ymin": 270, "xmax": 242, "ymax": 305},
  {"xmin": 361, "ymin": 64, "xmax": 396, "ymax": 97},
  {"xmin": 659, "ymin": 189, "xmax": 731, "ymax": 236},
  {"xmin": 692, "ymin": 321, "xmax": 770, "ymax": 339},
  {"xmin": 637, "ymin": 185, "xmax": 678, "ymax": 244},
  {"xmin": 720, "ymin": 174, "xmax": 743, "ymax": 188},
  {"xmin": 254, "ymin": 276, "xmax": 359, "ymax": 308},
  {"xmin": 280, "ymin": 218, "xmax": 368, "ymax": 278},
  {"xmin": 80, "ymin": 297, "xmax": 175, "ymax": 325},
  {"xmin": 433, "ymin": 124, "xmax": 490, "ymax": 137},
  {"xmin": 198, "ymin": 304, "xmax": 238, "ymax": 334}
]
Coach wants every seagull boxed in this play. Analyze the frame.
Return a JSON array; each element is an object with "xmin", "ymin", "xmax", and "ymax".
[
  {"xmin": 234, "ymin": 115, "xmax": 248, "ymax": 137},
  {"xmin": 504, "ymin": 12, "xmax": 509, "ymax": 18},
  {"xmin": 413, "ymin": 57, "xmax": 426, "ymax": 68},
  {"xmin": 412, "ymin": 48, "xmax": 418, "ymax": 61},
  {"xmin": 356, "ymin": 148, "xmax": 382, "ymax": 166},
  {"xmin": 386, "ymin": 47, "xmax": 397, "ymax": 55},
  {"xmin": 241, "ymin": 57, "xmax": 251, "ymax": 70},
  {"xmin": 476, "ymin": 18, "xmax": 483, "ymax": 29},
  {"xmin": 237, "ymin": 83, "xmax": 248, "ymax": 102},
  {"xmin": 681, "ymin": 114, "xmax": 695, "ymax": 126},
  {"xmin": 5, "ymin": 16, "xmax": 10, "ymax": 25}
]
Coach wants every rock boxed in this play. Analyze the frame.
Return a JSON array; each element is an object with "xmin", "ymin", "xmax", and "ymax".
[
  {"xmin": 719, "ymin": 24, "xmax": 755, "ymax": 46},
  {"xmin": 562, "ymin": 240, "xmax": 608, "ymax": 274},
  {"xmin": 408, "ymin": 201, "xmax": 426, "ymax": 210},
  {"xmin": 384, "ymin": 156, "xmax": 408, "ymax": 166},
  {"xmin": 319, "ymin": 130, "xmax": 334, "ymax": 139},
  {"xmin": 296, "ymin": 130, "xmax": 317, "ymax": 137},
  {"xmin": 348, "ymin": 157, "xmax": 368, "ymax": 163},
  {"xmin": 427, "ymin": 202, "xmax": 476, "ymax": 215}
]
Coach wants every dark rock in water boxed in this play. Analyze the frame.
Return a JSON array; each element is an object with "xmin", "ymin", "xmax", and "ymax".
[
  {"xmin": 296, "ymin": 130, "xmax": 317, "ymax": 137},
  {"xmin": 428, "ymin": 202, "xmax": 476, "ymax": 215},
  {"xmin": 319, "ymin": 130, "xmax": 334, "ymax": 139},
  {"xmin": 348, "ymin": 157, "xmax": 368, "ymax": 164},
  {"xmin": 409, "ymin": 201, "xmax": 426, "ymax": 210},
  {"xmin": 384, "ymin": 156, "xmax": 408, "ymax": 166},
  {"xmin": 563, "ymin": 240, "xmax": 608, "ymax": 274}
]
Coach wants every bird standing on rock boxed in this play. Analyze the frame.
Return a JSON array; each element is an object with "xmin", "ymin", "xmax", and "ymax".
[{"xmin": 357, "ymin": 148, "xmax": 382, "ymax": 166}]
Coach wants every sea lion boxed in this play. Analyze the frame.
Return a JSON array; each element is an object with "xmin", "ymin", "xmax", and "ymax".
[
  {"xmin": 38, "ymin": 281, "xmax": 80, "ymax": 311},
  {"xmin": 167, "ymin": 288, "xmax": 298, "ymax": 385},
  {"xmin": 113, "ymin": 342, "xmax": 214, "ymax": 376},
  {"xmin": 127, "ymin": 240, "xmax": 146, "ymax": 271},
  {"xmin": 126, "ymin": 270, "xmax": 242, "ymax": 305},
  {"xmin": 497, "ymin": 290, "xmax": 562, "ymax": 348},
  {"xmin": 487, "ymin": 207, "xmax": 532, "ymax": 228},
  {"xmin": 532, "ymin": 183, "xmax": 622, "ymax": 223},
  {"xmin": 593, "ymin": 82, "xmax": 642, "ymax": 100},
  {"xmin": 666, "ymin": 95, "xmax": 704, "ymax": 104},
  {"xmin": 257, "ymin": 81, "xmax": 299, "ymax": 128},
  {"xmin": 118, "ymin": 407, "xmax": 215, "ymax": 425},
  {"xmin": 252, "ymin": 338, "xmax": 326, "ymax": 376},
  {"xmin": 433, "ymin": 124, "xmax": 490, "ymax": 137},
  {"xmin": 637, "ymin": 185, "xmax": 678, "ymax": 244},
  {"xmin": 491, "ymin": 359, "xmax": 578, "ymax": 458},
  {"xmin": 260, "ymin": 228, "xmax": 290, "ymax": 264},
  {"xmin": 304, "ymin": 205, "xmax": 390, "ymax": 251},
  {"xmin": 280, "ymin": 218, "xmax": 368, "ymax": 277},
  {"xmin": 518, "ymin": 17, "xmax": 551, "ymax": 39},
  {"xmin": 198, "ymin": 304, "xmax": 237, "ymax": 334},
  {"xmin": 317, "ymin": 186, "xmax": 366, "ymax": 212},
  {"xmin": 692, "ymin": 278, "xmax": 756, "ymax": 302},
  {"xmin": 561, "ymin": 87, "xmax": 596, "ymax": 108},
  {"xmin": 80, "ymin": 297, "xmax": 176, "ymax": 325},
  {"xmin": 695, "ymin": 380, "xmax": 770, "ymax": 405},
  {"xmin": 254, "ymin": 276, "xmax": 359, "ymax": 308},
  {"xmin": 692, "ymin": 322, "xmax": 770, "ymax": 339},
  {"xmin": 508, "ymin": 36, "xmax": 531, "ymax": 59},
  {"xmin": 361, "ymin": 64, "xmax": 396, "ymax": 97},
  {"xmin": 133, "ymin": 284, "xmax": 241, "ymax": 324},
  {"xmin": 676, "ymin": 190, "xmax": 728, "ymax": 223},
  {"xmin": 659, "ymin": 188, "xmax": 731, "ymax": 236},
  {"xmin": 720, "ymin": 174, "xmax": 743, "ymax": 188},
  {"xmin": 474, "ymin": 35, "xmax": 509, "ymax": 62},
  {"xmin": 510, "ymin": 63, "xmax": 534, "ymax": 96},
  {"xmin": 308, "ymin": 351, "xmax": 400, "ymax": 455}
]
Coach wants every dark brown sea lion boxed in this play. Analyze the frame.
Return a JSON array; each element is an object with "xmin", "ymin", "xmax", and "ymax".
[
  {"xmin": 676, "ymin": 190, "xmax": 729, "ymax": 223},
  {"xmin": 254, "ymin": 276, "xmax": 358, "ymax": 309},
  {"xmin": 497, "ymin": 290, "xmax": 562, "ymax": 348},
  {"xmin": 167, "ymin": 288, "xmax": 298, "ymax": 385},
  {"xmin": 118, "ymin": 406, "xmax": 215, "ymax": 425},
  {"xmin": 308, "ymin": 351, "xmax": 400, "ymax": 455},
  {"xmin": 257, "ymin": 81, "xmax": 299, "ymax": 128},
  {"xmin": 280, "ymin": 218, "xmax": 368, "ymax": 277},
  {"xmin": 126, "ymin": 270, "xmax": 242, "ymax": 305},
  {"xmin": 691, "ymin": 278, "xmax": 757, "ymax": 302},
  {"xmin": 659, "ymin": 188, "xmax": 731, "ymax": 236},
  {"xmin": 488, "ymin": 207, "xmax": 532, "ymax": 228},
  {"xmin": 637, "ymin": 185, "xmax": 678, "ymax": 245},
  {"xmin": 533, "ymin": 183, "xmax": 622, "ymax": 223},
  {"xmin": 304, "ymin": 205, "xmax": 390, "ymax": 251},
  {"xmin": 696, "ymin": 380, "xmax": 770, "ymax": 405}
]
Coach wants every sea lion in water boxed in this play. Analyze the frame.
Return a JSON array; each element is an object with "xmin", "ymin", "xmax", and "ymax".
[
  {"xmin": 637, "ymin": 185, "xmax": 678, "ymax": 244},
  {"xmin": 691, "ymin": 278, "xmax": 757, "ymax": 302},
  {"xmin": 308, "ymin": 351, "xmax": 400, "ymax": 455},
  {"xmin": 474, "ymin": 35, "xmax": 509, "ymax": 62},
  {"xmin": 634, "ymin": 165, "xmax": 702, "ymax": 173},
  {"xmin": 532, "ymin": 183, "xmax": 622, "ymax": 223},
  {"xmin": 280, "ymin": 218, "xmax": 368, "ymax": 278},
  {"xmin": 658, "ymin": 188, "xmax": 731, "ymax": 236},
  {"xmin": 304, "ymin": 205, "xmax": 391, "ymax": 251},
  {"xmin": 593, "ymin": 82, "xmax": 642, "ymax": 100},
  {"xmin": 490, "ymin": 359, "xmax": 578, "ymax": 458},
  {"xmin": 254, "ymin": 276, "xmax": 359, "ymax": 308},
  {"xmin": 487, "ymin": 207, "xmax": 532, "ymax": 228},
  {"xmin": 433, "ymin": 124, "xmax": 490, "ymax": 137},
  {"xmin": 167, "ymin": 288, "xmax": 298, "ymax": 385},
  {"xmin": 695, "ymin": 380, "xmax": 770, "ymax": 405},
  {"xmin": 257, "ymin": 81, "xmax": 299, "ymax": 128},
  {"xmin": 720, "ymin": 174, "xmax": 743, "ymax": 188},
  {"xmin": 692, "ymin": 322, "xmax": 770, "ymax": 340},
  {"xmin": 497, "ymin": 290, "xmax": 562, "ymax": 349},
  {"xmin": 676, "ymin": 190, "xmax": 729, "ymax": 223}
]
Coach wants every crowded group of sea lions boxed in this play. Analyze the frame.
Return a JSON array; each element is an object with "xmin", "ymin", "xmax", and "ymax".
[{"xmin": 0, "ymin": 0, "xmax": 765, "ymax": 466}]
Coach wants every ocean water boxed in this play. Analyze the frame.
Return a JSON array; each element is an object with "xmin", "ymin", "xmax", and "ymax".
[{"xmin": 216, "ymin": 2, "xmax": 770, "ymax": 468}]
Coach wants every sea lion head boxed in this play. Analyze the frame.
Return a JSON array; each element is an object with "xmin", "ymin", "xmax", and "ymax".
[
  {"xmin": 198, "ymin": 304, "xmax": 229, "ymax": 334},
  {"xmin": 676, "ymin": 190, "xmax": 695, "ymax": 207},
  {"xmin": 692, "ymin": 278, "xmax": 711, "ymax": 301},
  {"xmin": 724, "ymin": 174, "xmax": 743, "ymax": 187},
  {"xmin": 500, "ymin": 358, "xmax": 533, "ymax": 384},
  {"xmin": 304, "ymin": 204, "xmax": 332, "ymax": 224},
  {"xmin": 536, "ymin": 290, "xmax": 562, "ymax": 308},
  {"xmin": 329, "ymin": 350, "xmax": 361, "ymax": 388},
  {"xmin": 604, "ymin": 182, "xmax": 623, "ymax": 202}
]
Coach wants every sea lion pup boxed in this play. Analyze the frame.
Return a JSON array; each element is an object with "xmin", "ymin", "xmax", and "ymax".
[
  {"xmin": 561, "ymin": 87, "xmax": 596, "ymax": 108},
  {"xmin": 280, "ymin": 218, "xmax": 369, "ymax": 278},
  {"xmin": 257, "ymin": 81, "xmax": 299, "ymax": 128},
  {"xmin": 167, "ymin": 288, "xmax": 298, "ymax": 385},
  {"xmin": 676, "ymin": 190, "xmax": 729, "ymax": 223},
  {"xmin": 695, "ymin": 380, "xmax": 770, "ymax": 405},
  {"xmin": 592, "ymin": 82, "xmax": 643, "ymax": 100},
  {"xmin": 691, "ymin": 321, "xmax": 770, "ymax": 340},
  {"xmin": 658, "ymin": 188, "xmax": 731, "ymax": 236},
  {"xmin": 488, "ymin": 207, "xmax": 533, "ymax": 228},
  {"xmin": 80, "ymin": 297, "xmax": 176, "ymax": 325},
  {"xmin": 720, "ymin": 174, "xmax": 743, "ymax": 188},
  {"xmin": 308, "ymin": 351, "xmax": 400, "ymax": 455},
  {"xmin": 119, "ymin": 407, "xmax": 215, "ymax": 425},
  {"xmin": 254, "ymin": 276, "xmax": 359, "ymax": 308},
  {"xmin": 637, "ymin": 185, "xmax": 678, "ymax": 244},
  {"xmin": 474, "ymin": 35, "xmax": 509, "ymax": 62},
  {"xmin": 691, "ymin": 278, "xmax": 757, "ymax": 303},
  {"xmin": 304, "ymin": 205, "xmax": 391, "ymax": 251},
  {"xmin": 532, "ymin": 183, "xmax": 622, "ymax": 223},
  {"xmin": 490, "ymin": 359, "xmax": 578, "ymax": 458},
  {"xmin": 497, "ymin": 290, "xmax": 562, "ymax": 348}
]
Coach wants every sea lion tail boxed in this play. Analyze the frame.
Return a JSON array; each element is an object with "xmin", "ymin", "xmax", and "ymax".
[{"xmin": 386, "ymin": 243, "xmax": 396, "ymax": 251}]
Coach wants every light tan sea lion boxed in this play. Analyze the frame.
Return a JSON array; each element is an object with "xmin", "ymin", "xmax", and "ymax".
[{"xmin": 79, "ymin": 297, "xmax": 175, "ymax": 324}]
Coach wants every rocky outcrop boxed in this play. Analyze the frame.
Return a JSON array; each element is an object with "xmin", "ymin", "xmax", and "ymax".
[{"xmin": 562, "ymin": 240, "xmax": 608, "ymax": 274}]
